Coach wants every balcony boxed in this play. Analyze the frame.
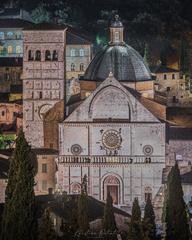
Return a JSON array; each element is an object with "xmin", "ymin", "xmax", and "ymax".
[{"xmin": 58, "ymin": 155, "xmax": 165, "ymax": 164}]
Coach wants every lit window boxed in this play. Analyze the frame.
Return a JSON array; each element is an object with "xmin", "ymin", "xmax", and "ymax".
[
  {"xmin": 71, "ymin": 49, "xmax": 75, "ymax": 57},
  {"xmin": 114, "ymin": 31, "xmax": 120, "ymax": 42},
  {"xmin": 0, "ymin": 32, "xmax": 4, "ymax": 40},
  {"xmin": 85, "ymin": 91, "xmax": 91, "ymax": 97},
  {"xmin": 7, "ymin": 46, "xmax": 13, "ymax": 54},
  {"xmin": 42, "ymin": 164, "xmax": 47, "ymax": 173},
  {"xmin": 71, "ymin": 63, "xmax": 75, "ymax": 71},
  {"xmin": 45, "ymin": 50, "xmax": 51, "ymax": 61},
  {"xmin": 0, "ymin": 46, "xmax": 3, "ymax": 54},
  {"xmin": 16, "ymin": 46, "xmax": 22, "ymax": 54},
  {"xmin": 80, "ymin": 63, "xmax": 84, "ymax": 71},
  {"xmin": 79, "ymin": 49, "xmax": 84, "ymax": 57},
  {"xmin": 176, "ymin": 154, "xmax": 183, "ymax": 161},
  {"xmin": 7, "ymin": 32, "xmax": 13, "ymax": 38},
  {"xmin": 42, "ymin": 180, "xmax": 47, "ymax": 191}
]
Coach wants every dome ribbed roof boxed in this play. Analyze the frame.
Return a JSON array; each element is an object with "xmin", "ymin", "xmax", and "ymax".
[{"xmin": 84, "ymin": 44, "xmax": 152, "ymax": 82}]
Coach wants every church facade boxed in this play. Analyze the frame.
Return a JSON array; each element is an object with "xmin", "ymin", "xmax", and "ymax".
[{"xmin": 57, "ymin": 74, "xmax": 165, "ymax": 215}]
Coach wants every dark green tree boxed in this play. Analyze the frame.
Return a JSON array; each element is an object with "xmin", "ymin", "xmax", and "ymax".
[
  {"xmin": 77, "ymin": 175, "xmax": 89, "ymax": 233},
  {"xmin": 142, "ymin": 196, "xmax": 156, "ymax": 240},
  {"xmin": 164, "ymin": 163, "xmax": 190, "ymax": 240},
  {"xmin": 1, "ymin": 129, "xmax": 37, "ymax": 240},
  {"xmin": 39, "ymin": 209, "xmax": 57, "ymax": 240},
  {"xmin": 103, "ymin": 191, "xmax": 116, "ymax": 232},
  {"xmin": 129, "ymin": 198, "xmax": 143, "ymax": 240}
]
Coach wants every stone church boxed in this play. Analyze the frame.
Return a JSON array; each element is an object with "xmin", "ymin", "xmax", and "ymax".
[
  {"xmin": 56, "ymin": 16, "xmax": 165, "ymax": 218},
  {"xmin": 22, "ymin": 16, "xmax": 166, "ymax": 218}
]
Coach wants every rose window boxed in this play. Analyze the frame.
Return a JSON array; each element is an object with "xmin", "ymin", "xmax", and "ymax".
[
  {"xmin": 143, "ymin": 145, "xmax": 153, "ymax": 156},
  {"xmin": 102, "ymin": 130, "xmax": 122, "ymax": 150},
  {"xmin": 71, "ymin": 144, "xmax": 82, "ymax": 155}
]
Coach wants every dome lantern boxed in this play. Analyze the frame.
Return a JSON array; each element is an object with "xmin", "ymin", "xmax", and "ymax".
[{"xmin": 109, "ymin": 15, "xmax": 124, "ymax": 45}]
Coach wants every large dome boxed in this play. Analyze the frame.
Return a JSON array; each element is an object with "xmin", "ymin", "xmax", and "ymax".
[
  {"xmin": 84, "ymin": 44, "xmax": 152, "ymax": 82},
  {"xmin": 84, "ymin": 15, "xmax": 151, "ymax": 82}
]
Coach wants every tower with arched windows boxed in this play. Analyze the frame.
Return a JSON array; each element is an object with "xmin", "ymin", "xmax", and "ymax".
[{"xmin": 23, "ymin": 24, "xmax": 67, "ymax": 148}]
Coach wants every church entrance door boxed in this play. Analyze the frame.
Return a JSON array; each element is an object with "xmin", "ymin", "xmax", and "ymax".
[
  {"xmin": 107, "ymin": 185, "xmax": 118, "ymax": 204},
  {"xmin": 103, "ymin": 175, "xmax": 120, "ymax": 205}
]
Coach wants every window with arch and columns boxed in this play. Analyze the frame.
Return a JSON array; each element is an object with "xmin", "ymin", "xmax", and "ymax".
[
  {"xmin": 52, "ymin": 50, "xmax": 58, "ymax": 61},
  {"xmin": 35, "ymin": 50, "xmax": 41, "ymax": 61},
  {"xmin": 45, "ymin": 50, "xmax": 51, "ymax": 61},
  {"xmin": 28, "ymin": 50, "xmax": 34, "ymax": 61}
]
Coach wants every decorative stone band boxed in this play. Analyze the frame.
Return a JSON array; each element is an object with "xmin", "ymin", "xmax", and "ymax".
[{"xmin": 58, "ymin": 155, "xmax": 165, "ymax": 164}]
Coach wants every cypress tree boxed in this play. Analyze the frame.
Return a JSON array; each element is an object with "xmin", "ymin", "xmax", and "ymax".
[
  {"xmin": 77, "ymin": 175, "xmax": 89, "ymax": 233},
  {"xmin": 142, "ymin": 196, "xmax": 156, "ymax": 240},
  {"xmin": 103, "ymin": 191, "xmax": 116, "ymax": 232},
  {"xmin": 129, "ymin": 198, "xmax": 143, "ymax": 240},
  {"xmin": 1, "ymin": 129, "xmax": 37, "ymax": 240},
  {"xmin": 165, "ymin": 163, "xmax": 190, "ymax": 240},
  {"xmin": 39, "ymin": 209, "xmax": 57, "ymax": 240}
]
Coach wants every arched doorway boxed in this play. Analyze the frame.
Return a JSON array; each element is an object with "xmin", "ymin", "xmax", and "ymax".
[{"xmin": 103, "ymin": 175, "xmax": 120, "ymax": 204}]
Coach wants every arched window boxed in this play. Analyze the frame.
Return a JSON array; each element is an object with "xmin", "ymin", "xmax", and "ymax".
[
  {"xmin": 45, "ymin": 50, "xmax": 51, "ymax": 61},
  {"xmin": 7, "ymin": 45, "xmax": 13, "ymax": 54},
  {"xmin": 71, "ymin": 183, "xmax": 81, "ymax": 194},
  {"xmin": 79, "ymin": 49, "xmax": 84, "ymax": 57},
  {"xmin": 7, "ymin": 32, "xmax": 13, "ymax": 39},
  {"xmin": 52, "ymin": 50, "xmax": 58, "ymax": 61},
  {"xmin": 16, "ymin": 46, "xmax": 22, "ymax": 54},
  {"xmin": 80, "ymin": 63, "xmax": 84, "ymax": 71},
  {"xmin": 28, "ymin": 50, "xmax": 33, "ymax": 61},
  {"xmin": 0, "ymin": 32, "xmax": 4, "ymax": 40},
  {"xmin": 144, "ymin": 186, "xmax": 152, "ymax": 202},
  {"xmin": 70, "ymin": 49, "xmax": 75, "ymax": 57},
  {"xmin": 71, "ymin": 63, "xmax": 75, "ymax": 71},
  {"xmin": 114, "ymin": 31, "xmax": 120, "ymax": 42},
  {"xmin": 35, "ymin": 50, "xmax": 41, "ymax": 61},
  {"xmin": 0, "ymin": 46, "xmax": 3, "ymax": 55}
]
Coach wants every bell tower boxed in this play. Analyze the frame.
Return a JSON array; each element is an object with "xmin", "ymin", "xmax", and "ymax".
[
  {"xmin": 23, "ymin": 24, "xmax": 67, "ymax": 148},
  {"xmin": 109, "ymin": 15, "xmax": 124, "ymax": 45}
]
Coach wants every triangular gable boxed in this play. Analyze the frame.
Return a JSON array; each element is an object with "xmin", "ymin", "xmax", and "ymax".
[{"xmin": 64, "ymin": 73, "xmax": 160, "ymax": 123}]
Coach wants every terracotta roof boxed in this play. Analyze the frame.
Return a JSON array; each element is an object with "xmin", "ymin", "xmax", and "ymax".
[
  {"xmin": 66, "ymin": 31, "xmax": 92, "ymax": 45},
  {"xmin": 32, "ymin": 148, "xmax": 58, "ymax": 155},
  {"xmin": 162, "ymin": 167, "xmax": 192, "ymax": 184},
  {"xmin": 153, "ymin": 65, "xmax": 179, "ymax": 73},
  {"xmin": 24, "ymin": 22, "xmax": 66, "ymax": 31},
  {"xmin": 168, "ymin": 127, "xmax": 192, "ymax": 140},
  {"xmin": 0, "ymin": 57, "xmax": 22, "ymax": 67},
  {"xmin": 0, "ymin": 93, "xmax": 9, "ymax": 103},
  {"xmin": 10, "ymin": 84, "xmax": 22, "ymax": 93},
  {"xmin": 0, "ymin": 18, "xmax": 33, "ymax": 28},
  {"xmin": 36, "ymin": 194, "xmax": 131, "ymax": 221}
]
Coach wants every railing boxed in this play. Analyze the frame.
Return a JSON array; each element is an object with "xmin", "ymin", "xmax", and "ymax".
[{"xmin": 58, "ymin": 155, "xmax": 165, "ymax": 164}]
